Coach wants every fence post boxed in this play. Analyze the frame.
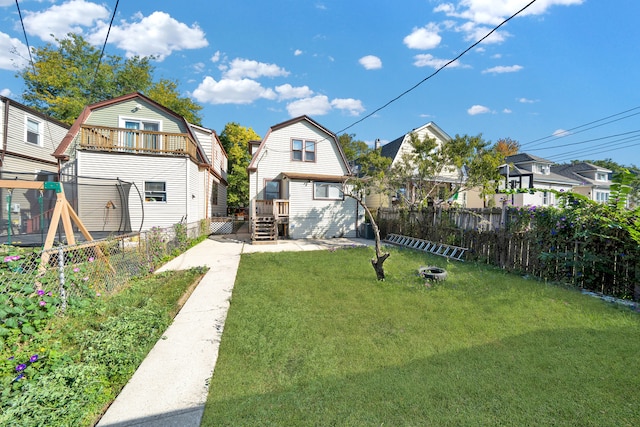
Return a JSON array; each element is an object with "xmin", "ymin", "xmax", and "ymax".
[{"xmin": 58, "ymin": 247, "xmax": 67, "ymax": 312}]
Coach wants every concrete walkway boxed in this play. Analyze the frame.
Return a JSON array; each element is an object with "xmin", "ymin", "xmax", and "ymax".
[{"xmin": 96, "ymin": 234, "xmax": 372, "ymax": 427}]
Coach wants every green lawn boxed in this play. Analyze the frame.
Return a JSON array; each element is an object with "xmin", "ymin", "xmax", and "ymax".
[{"xmin": 202, "ymin": 246, "xmax": 640, "ymax": 426}]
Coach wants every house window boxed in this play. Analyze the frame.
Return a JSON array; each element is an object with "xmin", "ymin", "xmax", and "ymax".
[
  {"xmin": 595, "ymin": 191, "xmax": 609, "ymax": 203},
  {"xmin": 596, "ymin": 172, "xmax": 608, "ymax": 181},
  {"xmin": 533, "ymin": 163, "xmax": 550, "ymax": 175},
  {"xmin": 120, "ymin": 118, "xmax": 161, "ymax": 150},
  {"xmin": 145, "ymin": 181, "xmax": 166, "ymax": 202},
  {"xmin": 292, "ymin": 139, "xmax": 316, "ymax": 162},
  {"xmin": 264, "ymin": 180, "xmax": 280, "ymax": 200},
  {"xmin": 26, "ymin": 117, "xmax": 41, "ymax": 145},
  {"xmin": 314, "ymin": 182, "xmax": 343, "ymax": 200},
  {"xmin": 211, "ymin": 182, "xmax": 218, "ymax": 205},
  {"xmin": 542, "ymin": 191, "xmax": 550, "ymax": 205}
]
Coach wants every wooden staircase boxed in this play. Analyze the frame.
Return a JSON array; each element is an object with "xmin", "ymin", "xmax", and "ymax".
[{"xmin": 251, "ymin": 215, "xmax": 277, "ymax": 243}]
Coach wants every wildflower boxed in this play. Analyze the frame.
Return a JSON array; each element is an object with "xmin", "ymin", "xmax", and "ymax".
[
  {"xmin": 13, "ymin": 373, "xmax": 24, "ymax": 382},
  {"xmin": 88, "ymin": 257, "xmax": 95, "ymax": 262},
  {"xmin": 16, "ymin": 364, "xmax": 26, "ymax": 372},
  {"xmin": 47, "ymin": 292, "xmax": 52, "ymax": 296},
  {"xmin": 73, "ymin": 267, "xmax": 80, "ymax": 273},
  {"xmin": 29, "ymin": 355, "xmax": 38, "ymax": 363},
  {"xmin": 96, "ymin": 292, "xmax": 101, "ymax": 297},
  {"xmin": 7, "ymin": 356, "xmax": 14, "ymax": 361},
  {"xmin": 39, "ymin": 301, "xmax": 46, "ymax": 307},
  {"xmin": 83, "ymin": 277, "xmax": 89, "ymax": 281},
  {"xmin": 37, "ymin": 289, "xmax": 45, "ymax": 296}
]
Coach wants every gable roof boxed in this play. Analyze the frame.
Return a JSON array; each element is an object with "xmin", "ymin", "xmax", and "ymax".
[
  {"xmin": 53, "ymin": 92, "xmax": 209, "ymax": 166},
  {"xmin": 506, "ymin": 153, "xmax": 554, "ymax": 165},
  {"xmin": 1, "ymin": 96, "xmax": 70, "ymax": 130},
  {"xmin": 380, "ymin": 121, "xmax": 452, "ymax": 161},
  {"xmin": 248, "ymin": 115, "xmax": 350, "ymax": 173},
  {"xmin": 551, "ymin": 162, "xmax": 611, "ymax": 187}
]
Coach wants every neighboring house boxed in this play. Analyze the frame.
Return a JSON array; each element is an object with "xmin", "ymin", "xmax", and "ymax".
[
  {"xmin": 551, "ymin": 162, "xmax": 612, "ymax": 204},
  {"xmin": 0, "ymin": 96, "xmax": 70, "ymax": 236},
  {"xmin": 497, "ymin": 153, "xmax": 579, "ymax": 207},
  {"xmin": 53, "ymin": 92, "xmax": 227, "ymax": 234},
  {"xmin": 247, "ymin": 115, "xmax": 361, "ymax": 241},
  {"xmin": 369, "ymin": 122, "xmax": 484, "ymax": 210}
]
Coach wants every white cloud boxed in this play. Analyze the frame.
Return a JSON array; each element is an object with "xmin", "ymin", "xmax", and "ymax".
[
  {"xmin": 482, "ymin": 64, "xmax": 523, "ymax": 73},
  {"xmin": 211, "ymin": 51, "xmax": 221, "ymax": 62},
  {"xmin": 0, "ymin": 88, "xmax": 12, "ymax": 97},
  {"xmin": 223, "ymin": 58, "xmax": 289, "ymax": 80},
  {"xmin": 287, "ymin": 95, "xmax": 333, "ymax": 117},
  {"xmin": 192, "ymin": 76, "xmax": 276, "ymax": 105},
  {"xmin": 553, "ymin": 129, "xmax": 571, "ymax": 137},
  {"xmin": 359, "ymin": 55, "xmax": 382, "ymax": 70},
  {"xmin": 88, "ymin": 11, "xmax": 208, "ymax": 61},
  {"xmin": 275, "ymin": 84, "xmax": 314, "ymax": 100},
  {"xmin": 457, "ymin": 21, "xmax": 509, "ymax": 44},
  {"xmin": 403, "ymin": 23, "xmax": 442, "ymax": 49},
  {"xmin": 22, "ymin": 0, "xmax": 109, "ymax": 43},
  {"xmin": 294, "ymin": 49, "xmax": 303, "ymax": 56},
  {"xmin": 413, "ymin": 54, "xmax": 461, "ymax": 69},
  {"xmin": 435, "ymin": 0, "xmax": 585, "ymax": 26},
  {"xmin": 503, "ymin": 108, "xmax": 512, "ymax": 113},
  {"xmin": 467, "ymin": 104, "xmax": 491, "ymax": 115},
  {"xmin": 331, "ymin": 98, "xmax": 365, "ymax": 116},
  {"xmin": 517, "ymin": 97, "xmax": 538, "ymax": 103},
  {"xmin": 0, "ymin": 32, "xmax": 29, "ymax": 70}
]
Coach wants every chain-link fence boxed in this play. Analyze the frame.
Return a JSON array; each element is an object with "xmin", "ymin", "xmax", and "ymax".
[{"xmin": 0, "ymin": 219, "xmax": 214, "ymax": 315}]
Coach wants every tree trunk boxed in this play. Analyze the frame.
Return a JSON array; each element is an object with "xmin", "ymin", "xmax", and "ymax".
[{"xmin": 371, "ymin": 252, "xmax": 390, "ymax": 280}]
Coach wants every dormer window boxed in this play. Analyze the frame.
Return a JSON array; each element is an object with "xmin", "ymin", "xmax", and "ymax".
[
  {"xmin": 596, "ymin": 172, "xmax": 608, "ymax": 181},
  {"xmin": 533, "ymin": 163, "xmax": 550, "ymax": 175}
]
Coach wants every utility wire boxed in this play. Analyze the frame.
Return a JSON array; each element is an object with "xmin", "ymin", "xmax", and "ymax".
[
  {"xmin": 88, "ymin": 0, "xmax": 119, "ymax": 94},
  {"xmin": 335, "ymin": 0, "xmax": 539, "ymax": 135},
  {"xmin": 521, "ymin": 108, "xmax": 640, "ymax": 150},
  {"xmin": 530, "ymin": 129, "xmax": 640, "ymax": 152},
  {"xmin": 15, "ymin": 0, "xmax": 35, "ymax": 74}
]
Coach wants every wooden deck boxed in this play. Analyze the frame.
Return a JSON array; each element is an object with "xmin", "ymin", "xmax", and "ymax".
[{"xmin": 250, "ymin": 199, "xmax": 289, "ymax": 243}]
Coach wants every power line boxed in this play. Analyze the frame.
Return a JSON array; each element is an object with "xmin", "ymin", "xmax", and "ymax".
[
  {"xmin": 521, "ymin": 107, "xmax": 640, "ymax": 150},
  {"xmin": 548, "ymin": 138, "xmax": 640, "ymax": 163},
  {"xmin": 89, "ymin": 0, "xmax": 120, "ymax": 93},
  {"xmin": 531, "ymin": 129, "xmax": 640, "ymax": 152},
  {"xmin": 14, "ymin": 0, "xmax": 35, "ymax": 74},
  {"xmin": 335, "ymin": 0, "xmax": 539, "ymax": 135}
]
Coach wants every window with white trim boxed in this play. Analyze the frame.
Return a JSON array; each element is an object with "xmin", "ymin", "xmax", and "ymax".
[
  {"xmin": 145, "ymin": 181, "xmax": 166, "ymax": 202},
  {"xmin": 25, "ymin": 117, "xmax": 41, "ymax": 145},
  {"xmin": 292, "ymin": 139, "xmax": 316, "ymax": 162},
  {"xmin": 595, "ymin": 191, "xmax": 609, "ymax": 203},
  {"xmin": 596, "ymin": 172, "xmax": 608, "ymax": 181},
  {"xmin": 314, "ymin": 182, "xmax": 343, "ymax": 200},
  {"xmin": 533, "ymin": 163, "xmax": 550, "ymax": 175},
  {"xmin": 119, "ymin": 117, "xmax": 161, "ymax": 150}
]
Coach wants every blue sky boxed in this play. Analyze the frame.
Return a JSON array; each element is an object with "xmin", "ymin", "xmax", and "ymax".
[{"xmin": 1, "ymin": 0, "xmax": 639, "ymax": 166}]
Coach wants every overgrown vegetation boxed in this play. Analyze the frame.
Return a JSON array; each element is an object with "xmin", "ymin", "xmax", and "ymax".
[
  {"xmin": 203, "ymin": 247, "xmax": 640, "ymax": 426},
  {"xmin": 0, "ymin": 266, "xmax": 206, "ymax": 426}
]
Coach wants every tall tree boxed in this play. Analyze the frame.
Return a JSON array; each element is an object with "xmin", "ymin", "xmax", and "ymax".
[
  {"xmin": 389, "ymin": 133, "xmax": 504, "ymax": 208},
  {"xmin": 495, "ymin": 137, "xmax": 520, "ymax": 156},
  {"xmin": 19, "ymin": 33, "xmax": 202, "ymax": 125},
  {"xmin": 338, "ymin": 133, "xmax": 369, "ymax": 163},
  {"xmin": 218, "ymin": 122, "xmax": 260, "ymax": 208}
]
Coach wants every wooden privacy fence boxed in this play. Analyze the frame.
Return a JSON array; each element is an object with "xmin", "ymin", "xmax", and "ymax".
[{"xmin": 377, "ymin": 207, "xmax": 639, "ymax": 301}]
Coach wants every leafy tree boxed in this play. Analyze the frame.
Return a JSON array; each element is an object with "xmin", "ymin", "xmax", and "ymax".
[
  {"xmin": 338, "ymin": 133, "xmax": 369, "ymax": 163},
  {"xmin": 343, "ymin": 144, "xmax": 392, "ymax": 280},
  {"xmin": 19, "ymin": 33, "xmax": 202, "ymax": 125},
  {"xmin": 389, "ymin": 133, "xmax": 504, "ymax": 209},
  {"xmin": 495, "ymin": 137, "xmax": 520, "ymax": 156},
  {"xmin": 218, "ymin": 122, "xmax": 260, "ymax": 208}
]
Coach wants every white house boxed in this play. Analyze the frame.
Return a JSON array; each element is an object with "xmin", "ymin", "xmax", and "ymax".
[
  {"xmin": 0, "ymin": 96, "xmax": 70, "ymax": 237},
  {"xmin": 247, "ymin": 115, "xmax": 362, "ymax": 241},
  {"xmin": 497, "ymin": 153, "xmax": 579, "ymax": 207},
  {"xmin": 551, "ymin": 162, "xmax": 612, "ymax": 204},
  {"xmin": 53, "ymin": 92, "xmax": 227, "ymax": 234}
]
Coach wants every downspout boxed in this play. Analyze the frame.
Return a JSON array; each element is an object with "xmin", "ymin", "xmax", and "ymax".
[{"xmin": 1, "ymin": 97, "xmax": 9, "ymax": 168}]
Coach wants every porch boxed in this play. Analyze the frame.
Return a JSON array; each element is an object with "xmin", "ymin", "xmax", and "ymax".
[
  {"xmin": 250, "ymin": 199, "xmax": 289, "ymax": 243},
  {"xmin": 78, "ymin": 125, "xmax": 199, "ymax": 160}
]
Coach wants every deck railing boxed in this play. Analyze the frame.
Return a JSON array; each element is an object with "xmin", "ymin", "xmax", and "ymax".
[
  {"xmin": 252, "ymin": 199, "xmax": 289, "ymax": 220},
  {"xmin": 79, "ymin": 125, "xmax": 198, "ymax": 160}
]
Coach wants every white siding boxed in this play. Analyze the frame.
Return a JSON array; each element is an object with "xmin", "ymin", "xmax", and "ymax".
[
  {"xmin": 85, "ymin": 99, "xmax": 186, "ymax": 134},
  {"xmin": 77, "ymin": 151, "xmax": 190, "ymax": 230}
]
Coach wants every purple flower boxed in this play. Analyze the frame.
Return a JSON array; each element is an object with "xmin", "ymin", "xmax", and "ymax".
[
  {"xmin": 73, "ymin": 267, "xmax": 80, "ymax": 273},
  {"xmin": 47, "ymin": 292, "xmax": 53, "ymax": 296},
  {"xmin": 39, "ymin": 301, "xmax": 46, "ymax": 307},
  {"xmin": 3, "ymin": 256, "xmax": 12, "ymax": 262},
  {"xmin": 96, "ymin": 292, "xmax": 101, "ymax": 297},
  {"xmin": 16, "ymin": 364, "xmax": 26, "ymax": 372},
  {"xmin": 37, "ymin": 289, "xmax": 45, "ymax": 296},
  {"xmin": 29, "ymin": 355, "xmax": 38, "ymax": 363},
  {"xmin": 13, "ymin": 373, "xmax": 24, "ymax": 382},
  {"xmin": 88, "ymin": 257, "xmax": 95, "ymax": 262},
  {"xmin": 83, "ymin": 277, "xmax": 89, "ymax": 281},
  {"xmin": 8, "ymin": 356, "xmax": 14, "ymax": 361}
]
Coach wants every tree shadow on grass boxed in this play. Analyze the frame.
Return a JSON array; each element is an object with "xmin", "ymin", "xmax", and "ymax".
[{"xmin": 202, "ymin": 326, "xmax": 640, "ymax": 426}]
